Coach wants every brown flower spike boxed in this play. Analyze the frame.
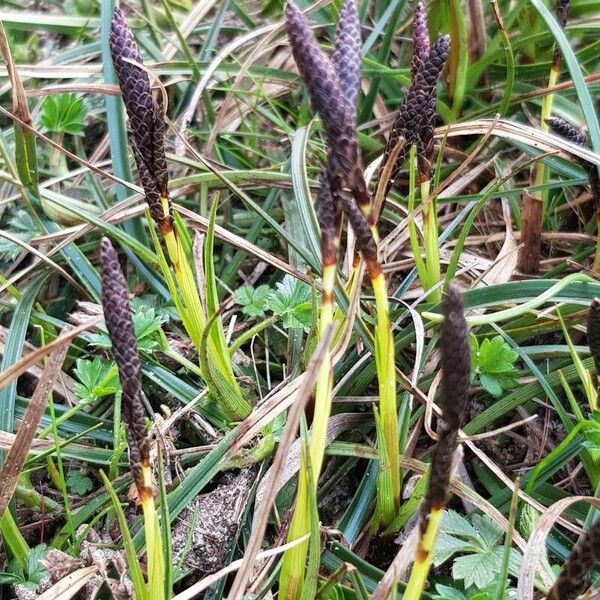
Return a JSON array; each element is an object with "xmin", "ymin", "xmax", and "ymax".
[
  {"xmin": 109, "ymin": 7, "xmax": 171, "ymax": 233},
  {"xmin": 100, "ymin": 237, "xmax": 150, "ymax": 493},
  {"xmin": 546, "ymin": 116, "xmax": 588, "ymax": 148},
  {"xmin": 332, "ymin": 0, "xmax": 362, "ymax": 123},
  {"xmin": 285, "ymin": 1, "xmax": 351, "ymax": 147},
  {"xmin": 546, "ymin": 517, "xmax": 600, "ymax": 600},
  {"xmin": 338, "ymin": 190, "xmax": 378, "ymax": 277},
  {"xmin": 379, "ymin": 3, "xmax": 449, "ymax": 191},
  {"xmin": 422, "ymin": 283, "xmax": 470, "ymax": 520},
  {"xmin": 546, "ymin": 117, "xmax": 600, "ymax": 203},
  {"xmin": 285, "ymin": 0, "xmax": 375, "ymax": 264},
  {"xmin": 317, "ymin": 170, "xmax": 340, "ymax": 267},
  {"xmin": 411, "ymin": 1, "xmax": 430, "ymax": 84}
]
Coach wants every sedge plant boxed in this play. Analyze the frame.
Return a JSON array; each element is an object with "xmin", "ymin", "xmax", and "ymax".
[
  {"xmin": 403, "ymin": 283, "xmax": 470, "ymax": 600},
  {"xmin": 109, "ymin": 8, "xmax": 250, "ymax": 422},
  {"xmin": 100, "ymin": 237, "xmax": 164, "ymax": 600},
  {"xmin": 518, "ymin": 0, "xmax": 570, "ymax": 274},
  {"xmin": 377, "ymin": 2, "xmax": 449, "ymax": 303},
  {"xmin": 279, "ymin": 1, "xmax": 400, "ymax": 596}
]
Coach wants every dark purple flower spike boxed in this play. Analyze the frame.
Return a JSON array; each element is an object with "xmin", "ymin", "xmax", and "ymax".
[{"xmin": 378, "ymin": 2, "xmax": 449, "ymax": 194}]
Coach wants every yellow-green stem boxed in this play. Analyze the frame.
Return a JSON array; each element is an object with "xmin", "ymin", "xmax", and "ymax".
[
  {"xmin": 421, "ymin": 179, "xmax": 441, "ymax": 303},
  {"xmin": 533, "ymin": 67, "xmax": 559, "ymax": 202},
  {"xmin": 372, "ymin": 271, "xmax": 400, "ymax": 526},
  {"xmin": 162, "ymin": 214, "xmax": 250, "ymax": 421},
  {"xmin": 350, "ymin": 202, "xmax": 400, "ymax": 526},
  {"xmin": 163, "ymin": 227, "xmax": 206, "ymax": 350},
  {"xmin": 279, "ymin": 461, "xmax": 310, "ymax": 600},
  {"xmin": 403, "ymin": 506, "xmax": 444, "ymax": 600},
  {"xmin": 355, "ymin": 207, "xmax": 400, "ymax": 527},
  {"xmin": 140, "ymin": 465, "xmax": 165, "ymax": 600},
  {"xmin": 408, "ymin": 213, "xmax": 428, "ymax": 290},
  {"xmin": 309, "ymin": 263, "xmax": 336, "ymax": 478},
  {"xmin": 280, "ymin": 262, "xmax": 336, "ymax": 600},
  {"xmin": 407, "ymin": 147, "xmax": 429, "ymax": 295},
  {"xmin": 373, "ymin": 408, "xmax": 396, "ymax": 531}
]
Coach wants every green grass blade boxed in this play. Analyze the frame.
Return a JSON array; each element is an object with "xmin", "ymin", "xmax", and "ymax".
[
  {"xmin": 158, "ymin": 450, "xmax": 173, "ymax": 600},
  {"xmin": 100, "ymin": 470, "xmax": 149, "ymax": 600},
  {"xmin": 0, "ymin": 511, "xmax": 29, "ymax": 567},
  {"xmin": 0, "ymin": 276, "xmax": 47, "ymax": 441}
]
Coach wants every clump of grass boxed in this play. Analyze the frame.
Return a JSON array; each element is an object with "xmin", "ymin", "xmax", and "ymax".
[
  {"xmin": 280, "ymin": 0, "xmax": 400, "ymax": 594},
  {"xmin": 109, "ymin": 8, "xmax": 250, "ymax": 422},
  {"xmin": 404, "ymin": 283, "xmax": 470, "ymax": 600},
  {"xmin": 377, "ymin": 2, "xmax": 449, "ymax": 303},
  {"xmin": 100, "ymin": 236, "xmax": 164, "ymax": 600}
]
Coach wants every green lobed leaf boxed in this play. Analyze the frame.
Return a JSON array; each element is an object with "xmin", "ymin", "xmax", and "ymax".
[
  {"xmin": 73, "ymin": 357, "xmax": 120, "ymax": 403},
  {"xmin": 476, "ymin": 336, "xmax": 519, "ymax": 374},
  {"xmin": 452, "ymin": 547, "xmax": 505, "ymax": 590},
  {"xmin": 265, "ymin": 275, "xmax": 313, "ymax": 332},
  {"xmin": 234, "ymin": 284, "xmax": 270, "ymax": 317},
  {"xmin": 432, "ymin": 584, "xmax": 467, "ymax": 600},
  {"xmin": 66, "ymin": 471, "xmax": 94, "ymax": 496},
  {"xmin": 472, "ymin": 336, "xmax": 520, "ymax": 397},
  {"xmin": 26, "ymin": 544, "xmax": 49, "ymax": 585},
  {"xmin": 87, "ymin": 307, "xmax": 166, "ymax": 353},
  {"xmin": 40, "ymin": 93, "xmax": 86, "ymax": 135}
]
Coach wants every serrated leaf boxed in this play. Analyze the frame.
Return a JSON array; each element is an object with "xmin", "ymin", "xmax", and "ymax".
[
  {"xmin": 270, "ymin": 275, "xmax": 311, "ymax": 309},
  {"xmin": 473, "ymin": 335, "xmax": 520, "ymax": 396},
  {"xmin": 26, "ymin": 544, "xmax": 48, "ymax": 584},
  {"xmin": 265, "ymin": 275, "xmax": 313, "ymax": 332},
  {"xmin": 471, "ymin": 513, "xmax": 503, "ymax": 549},
  {"xmin": 452, "ymin": 547, "xmax": 504, "ymax": 590},
  {"xmin": 480, "ymin": 372, "xmax": 519, "ymax": 398},
  {"xmin": 476, "ymin": 336, "xmax": 518, "ymax": 374},
  {"xmin": 434, "ymin": 531, "xmax": 471, "ymax": 565},
  {"xmin": 66, "ymin": 471, "xmax": 93, "ymax": 496},
  {"xmin": 479, "ymin": 373, "xmax": 503, "ymax": 397},
  {"xmin": 441, "ymin": 510, "xmax": 479, "ymax": 540},
  {"xmin": 234, "ymin": 284, "xmax": 269, "ymax": 317},
  {"xmin": 73, "ymin": 357, "xmax": 119, "ymax": 403},
  {"xmin": 282, "ymin": 304, "xmax": 312, "ymax": 331},
  {"xmin": 40, "ymin": 93, "xmax": 86, "ymax": 136},
  {"xmin": 132, "ymin": 308, "xmax": 167, "ymax": 352},
  {"xmin": 88, "ymin": 307, "xmax": 165, "ymax": 353},
  {"xmin": 433, "ymin": 584, "xmax": 467, "ymax": 600}
]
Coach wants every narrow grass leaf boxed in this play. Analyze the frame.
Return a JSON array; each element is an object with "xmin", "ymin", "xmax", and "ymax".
[{"xmin": 100, "ymin": 470, "xmax": 149, "ymax": 600}]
